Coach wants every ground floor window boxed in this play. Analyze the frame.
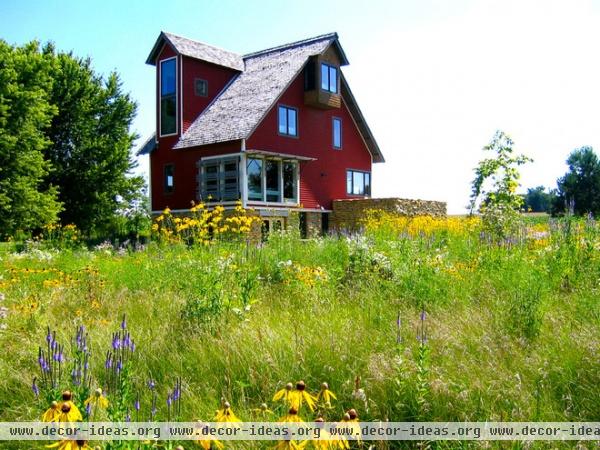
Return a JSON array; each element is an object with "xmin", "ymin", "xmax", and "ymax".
[
  {"xmin": 261, "ymin": 218, "xmax": 284, "ymax": 241},
  {"xmin": 246, "ymin": 157, "xmax": 298, "ymax": 203},
  {"xmin": 346, "ymin": 169, "xmax": 371, "ymax": 196},
  {"xmin": 199, "ymin": 157, "xmax": 240, "ymax": 201}
]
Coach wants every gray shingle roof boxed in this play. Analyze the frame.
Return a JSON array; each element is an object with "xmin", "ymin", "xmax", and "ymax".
[
  {"xmin": 146, "ymin": 32, "xmax": 244, "ymax": 71},
  {"xmin": 173, "ymin": 33, "xmax": 337, "ymax": 149}
]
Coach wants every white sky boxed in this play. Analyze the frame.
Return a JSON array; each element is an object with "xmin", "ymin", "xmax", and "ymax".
[{"xmin": 133, "ymin": 0, "xmax": 600, "ymax": 214}]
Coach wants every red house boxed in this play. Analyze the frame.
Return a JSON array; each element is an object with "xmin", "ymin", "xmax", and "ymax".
[{"xmin": 140, "ymin": 31, "xmax": 384, "ymax": 236}]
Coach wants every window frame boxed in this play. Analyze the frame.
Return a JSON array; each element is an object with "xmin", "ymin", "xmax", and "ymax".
[
  {"xmin": 320, "ymin": 63, "xmax": 338, "ymax": 94},
  {"xmin": 159, "ymin": 57, "xmax": 178, "ymax": 137},
  {"xmin": 277, "ymin": 105, "xmax": 299, "ymax": 138},
  {"xmin": 332, "ymin": 117, "xmax": 342, "ymax": 149},
  {"xmin": 245, "ymin": 156, "xmax": 299, "ymax": 205},
  {"xmin": 164, "ymin": 164, "xmax": 175, "ymax": 194},
  {"xmin": 199, "ymin": 157, "xmax": 240, "ymax": 202},
  {"xmin": 346, "ymin": 169, "xmax": 371, "ymax": 196},
  {"xmin": 194, "ymin": 78, "xmax": 208, "ymax": 97}
]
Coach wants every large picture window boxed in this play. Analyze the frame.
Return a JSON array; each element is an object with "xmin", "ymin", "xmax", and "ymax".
[
  {"xmin": 346, "ymin": 170, "xmax": 371, "ymax": 196},
  {"xmin": 160, "ymin": 58, "xmax": 177, "ymax": 136},
  {"xmin": 246, "ymin": 157, "xmax": 298, "ymax": 204}
]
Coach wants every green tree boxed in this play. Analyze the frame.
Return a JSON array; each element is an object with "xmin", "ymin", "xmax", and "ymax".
[
  {"xmin": 552, "ymin": 147, "xmax": 600, "ymax": 216},
  {"xmin": 0, "ymin": 41, "xmax": 62, "ymax": 238},
  {"xmin": 41, "ymin": 45, "xmax": 144, "ymax": 236},
  {"xmin": 522, "ymin": 186, "xmax": 556, "ymax": 213},
  {"xmin": 469, "ymin": 130, "xmax": 532, "ymax": 237}
]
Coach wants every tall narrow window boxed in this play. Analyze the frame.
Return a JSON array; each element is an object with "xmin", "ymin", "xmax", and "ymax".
[
  {"xmin": 321, "ymin": 63, "xmax": 338, "ymax": 93},
  {"xmin": 332, "ymin": 117, "xmax": 342, "ymax": 149},
  {"xmin": 164, "ymin": 164, "xmax": 174, "ymax": 193},
  {"xmin": 160, "ymin": 58, "xmax": 177, "ymax": 136},
  {"xmin": 346, "ymin": 170, "xmax": 371, "ymax": 196},
  {"xmin": 278, "ymin": 105, "xmax": 298, "ymax": 137},
  {"xmin": 283, "ymin": 161, "xmax": 298, "ymax": 203},
  {"xmin": 199, "ymin": 158, "xmax": 240, "ymax": 201},
  {"xmin": 265, "ymin": 160, "xmax": 280, "ymax": 202},
  {"xmin": 247, "ymin": 158, "xmax": 263, "ymax": 201}
]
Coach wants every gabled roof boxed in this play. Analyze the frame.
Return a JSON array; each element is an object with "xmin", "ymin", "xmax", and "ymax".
[
  {"xmin": 146, "ymin": 31, "xmax": 244, "ymax": 71},
  {"xmin": 174, "ymin": 33, "xmax": 338, "ymax": 150},
  {"xmin": 144, "ymin": 32, "xmax": 383, "ymax": 163}
]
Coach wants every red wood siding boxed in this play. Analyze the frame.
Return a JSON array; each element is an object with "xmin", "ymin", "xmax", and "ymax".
[
  {"xmin": 246, "ymin": 73, "xmax": 372, "ymax": 210},
  {"xmin": 152, "ymin": 42, "xmax": 239, "ymax": 211},
  {"xmin": 150, "ymin": 140, "xmax": 242, "ymax": 211},
  {"xmin": 181, "ymin": 56, "xmax": 238, "ymax": 133}
]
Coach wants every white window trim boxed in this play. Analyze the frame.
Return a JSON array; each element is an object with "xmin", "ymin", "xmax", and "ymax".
[{"xmin": 159, "ymin": 56, "xmax": 178, "ymax": 138}]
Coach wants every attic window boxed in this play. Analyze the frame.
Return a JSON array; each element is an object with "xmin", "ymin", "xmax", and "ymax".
[
  {"xmin": 194, "ymin": 78, "xmax": 208, "ymax": 97},
  {"xmin": 321, "ymin": 63, "xmax": 338, "ymax": 94}
]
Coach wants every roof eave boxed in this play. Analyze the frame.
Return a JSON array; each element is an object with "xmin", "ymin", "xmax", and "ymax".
[{"xmin": 145, "ymin": 31, "xmax": 170, "ymax": 65}]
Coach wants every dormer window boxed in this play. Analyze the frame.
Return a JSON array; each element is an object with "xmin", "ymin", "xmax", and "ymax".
[
  {"xmin": 321, "ymin": 63, "xmax": 338, "ymax": 93},
  {"xmin": 160, "ymin": 58, "xmax": 177, "ymax": 136}
]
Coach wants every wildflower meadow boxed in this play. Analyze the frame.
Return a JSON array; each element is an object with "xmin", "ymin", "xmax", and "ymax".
[{"xmin": 0, "ymin": 212, "xmax": 598, "ymax": 450}]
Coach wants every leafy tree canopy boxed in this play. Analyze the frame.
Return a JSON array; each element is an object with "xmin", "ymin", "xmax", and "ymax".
[
  {"xmin": 522, "ymin": 186, "xmax": 556, "ymax": 213},
  {"xmin": 552, "ymin": 146, "xmax": 600, "ymax": 216},
  {"xmin": 0, "ymin": 40, "xmax": 145, "ymax": 238}
]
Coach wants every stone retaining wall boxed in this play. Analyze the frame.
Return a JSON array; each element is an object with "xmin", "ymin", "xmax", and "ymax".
[{"xmin": 331, "ymin": 198, "xmax": 447, "ymax": 232}]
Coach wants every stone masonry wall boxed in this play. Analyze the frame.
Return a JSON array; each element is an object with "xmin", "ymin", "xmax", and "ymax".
[{"xmin": 331, "ymin": 198, "xmax": 447, "ymax": 232}]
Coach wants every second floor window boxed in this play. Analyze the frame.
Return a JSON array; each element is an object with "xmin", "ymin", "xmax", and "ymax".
[
  {"xmin": 278, "ymin": 105, "xmax": 297, "ymax": 137},
  {"xmin": 332, "ymin": 117, "xmax": 342, "ymax": 149},
  {"xmin": 321, "ymin": 63, "xmax": 338, "ymax": 93},
  {"xmin": 160, "ymin": 58, "xmax": 177, "ymax": 136},
  {"xmin": 346, "ymin": 170, "xmax": 371, "ymax": 196},
  {"xmin": 194, "ymin": 78, "xmax": 208, "ymax": 97}
]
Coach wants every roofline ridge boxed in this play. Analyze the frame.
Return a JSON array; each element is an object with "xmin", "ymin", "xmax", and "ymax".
[
  {"xmin": 242, "ymin": 32, "xmax": 338, "ymax": 59},
  {"xmin": 161, "ymin": 30, "xmax": 242, "ymax": 58}
]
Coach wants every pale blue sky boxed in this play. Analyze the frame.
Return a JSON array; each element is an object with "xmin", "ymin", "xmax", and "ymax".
[{"xmin": 2, "ymin": 0, "xmax": 600, "ymax": 213}]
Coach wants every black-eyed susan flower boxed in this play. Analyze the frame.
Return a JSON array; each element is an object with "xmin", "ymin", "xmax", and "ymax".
[
  {"xmin": 341, "ymin": 410, "xmax": 361, "ymax": 443},
  {"xmin": 251, "ymin": 402, "xmax": 274, "ymax": 418},
  {"xmin": 57, "ymin": 391, "xmax": 83, "ymax": 422},
  {"xmin": 45, "ymin": 440, "xmax": 89, "ymax": 450},
  {"xmin": 215, "ymin": 401, "xmax": 240, "ymax": 423},
  {"xmin": 316, "ymin": 382, "xmax": 336, "ymax": 407},
  {"xmin": 312, "ymin": 417, "xmax": 348, "ymax": 450},
  {"xmin": 197, "ymin": 438, "xmax": 224, "ymax": 450},
  {"xmin": 84, "ymin": 388, "xmax": 109, "ymax": 410},
  {"xmin": 42, "ymin": 401, "xmax": 60, "ymax": 422},
  {"xmin": 289, "ymin": 381, "xmax": 317, "ymax": 412},
  {"xmin": 273, "ymin": 382, "xmax": 294, "ymax": 403},
  {"xmin": 278, "ymin": 407, "xmax": 303, "ymax": 423}
]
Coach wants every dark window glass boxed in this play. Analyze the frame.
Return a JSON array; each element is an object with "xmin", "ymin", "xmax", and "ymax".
[
  {"xmin": 304, "ymin": 59, "xmax": 316, "ymax": 91},
  {"xmin": 283, "ymin": 162, "xmax": 297, "ymax": 202},
  {"xmin": 321, "ymin": 63, "xmax": 338, "ymax": 93},
  {"xmin": 160, "ymin": 58, "xmax": 177, "ymax": 135},
  {"xmin": 278, "ymin": 106, "xmax": 297, "ymax": 137},
  {"xmin": 333, "ymin": 118, "xmax": 342, "ymax": 149},
  {"xmin": 247, "ymin": 158, "xmax": 263, "ymax": 201},
  {"xmin": 161, "ymin": 59, "xmax": 176, "ymax": 96},
  {"xmin": 265, "ymin": 160, "xmax": 280, "ymax": 202},
  {"xmin": 164, "ymin": 165, "xmax": 174, "ymax": 193},
  {"xmin": 222, "ymin": 159, "xmax": 239, "ymax": 201},
  {"xmin": 346, "ymin": 170, "xmax": 371, "ymax": 196},
  {"xmin": 194, "ymin": 79, "xmax": 208, "ymax": 97}
]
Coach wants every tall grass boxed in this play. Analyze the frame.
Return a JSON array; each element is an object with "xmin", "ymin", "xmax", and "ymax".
[{"xmin": 0, "ymin": 215, "xmax": 598, "ymax": 449}]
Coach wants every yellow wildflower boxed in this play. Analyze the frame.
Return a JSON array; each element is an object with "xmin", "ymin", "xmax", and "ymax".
[
  {"xmin": 316, "ymin": 382, "xmax": 336, "ymax": 407},
  {"xmin": 46, "ymin": 441, "xmax": 89, "ymax": 450},
  {"xmin": 41, "ymin": 401, "xmax": 60, "ymax": 422},
  {"xmin": 57, "ymin": 391, "xmax": 83, "ymax": 422},
  {"xmin": 273, "ymin": 382, "xmax": 294, "ymax": 403},
  {"xmin": 84, "ymin": 388, "xmax": 109, "ymax": 409},
  {"xmin": 278, "ymin": 407, "xmax": 303, "ymax": 423},
  {"xmin": 288, "ymin": 381, "xmax": 317, "ymax": 412},
  {"xmin": 215, "ymin": 401, "xmax": 240, "ymax": 422}
]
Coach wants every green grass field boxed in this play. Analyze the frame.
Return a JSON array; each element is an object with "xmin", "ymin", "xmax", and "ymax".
[{"xmin": 0, "ymin": 216, "xmax": 598, "ymax": 449}]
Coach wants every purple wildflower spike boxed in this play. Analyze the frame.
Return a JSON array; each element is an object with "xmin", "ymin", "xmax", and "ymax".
[
  {"xmin": 134, "ymin": 396, "xmax": 140, "ymax": 411},
  {"xmin": 32, "ymin": 378, "xmax": 39, "ymax": 398},
  {"xmin": 121, "ymin": 315, "xmax": 127, "ymax": 330}
]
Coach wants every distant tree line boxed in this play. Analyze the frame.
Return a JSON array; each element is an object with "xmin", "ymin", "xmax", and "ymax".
[
  {"xmin": 0, "ymin": 40, "xmax": 146, "ymax": 240},
  {"xmin": 522, "ymin": 146, "xmax": 600, "ymax": 216}
]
